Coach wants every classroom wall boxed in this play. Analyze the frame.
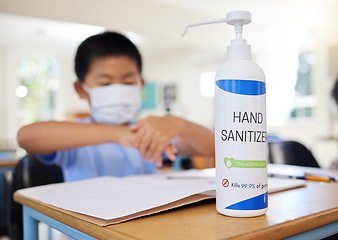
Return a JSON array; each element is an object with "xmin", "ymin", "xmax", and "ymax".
[
  {"xmin": 60, "ymin": 54, "xmax": 89, "ymax": 115},
  {"xmin": 0, "ymin": 47, "xmax": 7, "ymax": 139},
  {"xmin": 0, "ymin": 47, "xmax": 18, "ymax": 140}
]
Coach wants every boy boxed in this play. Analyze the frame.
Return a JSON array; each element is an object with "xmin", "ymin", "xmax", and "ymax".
[{"xmin": 17, "ymin": 32, "xmax": 215, "ymax": 182}]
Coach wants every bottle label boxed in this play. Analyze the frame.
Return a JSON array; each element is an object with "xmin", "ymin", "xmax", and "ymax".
[{"xmin": 215, "ymin": 79, "xmax": 268, "ymax": 211}]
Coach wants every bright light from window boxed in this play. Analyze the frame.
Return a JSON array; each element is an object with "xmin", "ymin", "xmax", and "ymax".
[
  {"xmin": 123, "ymin": 31, "xmax": 145, "ymax": 44},
  {"xmin": 263, "ymin": 18, "xmax": 315, "ymax": 126},
  {"xmin": 15, "ymin": 85, "xmax": 28, "ymax": 98},
  {"xmin": 44, "ymin": 21, "xmax": 104, "ymax": 42},
  {"xmin": 200, "ymin": 72, "xmax": 216, "ymax": 97}
]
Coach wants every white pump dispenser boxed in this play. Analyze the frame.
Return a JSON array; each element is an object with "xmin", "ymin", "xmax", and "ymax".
[
  {"xmin": 182, "ymin": 11, "xmax": 268, "ymax": 218},
  {"xmin": 225, "ymin": 11, "xmax": 252, "ymax": 60}
]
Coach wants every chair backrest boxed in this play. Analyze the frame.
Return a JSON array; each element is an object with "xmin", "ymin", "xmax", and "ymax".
[
  {"xmin": 268, "ymin": 141, "xmax": 320, "ymax": 168},
  {"xmin": 7, "ymin": 154, "xmax": 64, "ymax": 240}
]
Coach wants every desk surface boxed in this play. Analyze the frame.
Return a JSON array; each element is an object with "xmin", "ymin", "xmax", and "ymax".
[
  {"xmin": 15, "ymin": 180, "xmax": 338, "ymax": 240},
  {"xmin": 0, "ymin": 151, "xmax": 19, "ymax": 168}
]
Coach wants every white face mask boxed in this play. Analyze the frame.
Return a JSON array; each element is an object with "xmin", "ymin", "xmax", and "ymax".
[{"xmin": 84, "ymin": 84, "xmax": 141, "ymax": 125}]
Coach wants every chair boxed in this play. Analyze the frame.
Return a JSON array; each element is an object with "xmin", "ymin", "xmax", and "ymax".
[
  {"xmin": 6, "ymin": 154, "xmax": 64, "ymax": 240},
  {"xmin": 0, "ymin": 172, "xmax": 9, "ymax": 237},
  {"xmin": 268, "ymin": 140, "xmax": 320, "ymax": 168}
]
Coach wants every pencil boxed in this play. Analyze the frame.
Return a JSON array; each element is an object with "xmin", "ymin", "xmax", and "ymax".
[{"xmin": 304, "ymin": 174, "xmax": 330, "ymax": 182}]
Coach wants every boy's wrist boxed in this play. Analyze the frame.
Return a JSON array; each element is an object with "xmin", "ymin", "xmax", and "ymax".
[
  {"xmin": 112, "ymin": 125, "xmax": 133, "ymax": 147},
  {"xmin": 166, "ymin": 115, "xmax": 187, "ymax": 137}
]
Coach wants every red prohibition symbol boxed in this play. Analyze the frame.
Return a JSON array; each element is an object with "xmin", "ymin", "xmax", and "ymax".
[{"xmin": 222, "ymin": 179, "xmax": 229, "ymax": 188}]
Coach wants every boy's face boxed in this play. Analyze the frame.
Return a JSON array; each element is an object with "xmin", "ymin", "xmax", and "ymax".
[{"xmin": 74, "ymin": 56, "xmax": 143, "ymax": 101}]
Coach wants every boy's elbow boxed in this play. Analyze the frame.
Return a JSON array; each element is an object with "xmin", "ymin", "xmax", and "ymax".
[
  {"xmin": 203, "ymin": 148, "xmax": 215, "ymax": 159},
  {"xmin": 196, "ymin": 141, "xmax": 215, "ymax": 157},
  {"xmin": 17, "ymin": 126, "xmax": 32, "ymax": 150},
  {"xmin": 204, "ymin": 138, "xmax": 215, "ymax": 156}
]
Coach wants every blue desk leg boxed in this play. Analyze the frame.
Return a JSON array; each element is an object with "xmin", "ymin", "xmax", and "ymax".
[
  {"xmin": 0, "ymin": 167, "xmax": 13, "ymax": 174},
  {"xmin": 173, "ymin": 155, "xmax": 187, "ymax": 171},
  {"xmin": 23, "ymin": 206, "xmax": 97, "ymax": 240},
  {"xmin": 23, "ymin": 206, "xmax": 38, "ymax": 240}
]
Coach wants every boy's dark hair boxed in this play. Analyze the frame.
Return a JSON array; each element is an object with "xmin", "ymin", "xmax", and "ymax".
[{"xmin": 75, "ymin": 31, "xmax": 142, "ymax": 82}]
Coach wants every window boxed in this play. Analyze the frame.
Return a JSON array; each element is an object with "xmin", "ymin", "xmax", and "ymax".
[
  {"xmin": 200, "ymin": 72, "xmax": 216, "ymax": 98},
  {"xmin": 17, "ymin": 55, "xmax": 60, "ymax": 126},
  {"xmin": 262, "ymin": 17, "xmax": 316, "ymax": 125},
  {"xmin": 289, "ymin": 52, "xmax": 317, "ymax": 119}
]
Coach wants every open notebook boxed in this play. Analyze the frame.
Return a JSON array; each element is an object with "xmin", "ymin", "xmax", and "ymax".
[{"xmin": 15, "ymin": 170, "xmax": 306, "ymax": 226}]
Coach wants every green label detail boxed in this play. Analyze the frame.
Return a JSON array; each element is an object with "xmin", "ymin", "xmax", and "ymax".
[{"xmin": 224, "ymin": 157, "xmax": 266, "ymax": 169}]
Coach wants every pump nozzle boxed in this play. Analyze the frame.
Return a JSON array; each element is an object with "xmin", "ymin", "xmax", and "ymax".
[
  {"xmin": 181, "ymin": 17, "xmax": 227, "ymax": 36},
  {"xmin": 181, "ymin": 11, "xmax": 251, "ymax": 37}
]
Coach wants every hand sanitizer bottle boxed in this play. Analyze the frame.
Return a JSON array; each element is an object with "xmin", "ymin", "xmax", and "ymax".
[{"xmin": 182, "ymin": 10, "xmax": 268, "ymax": 217}]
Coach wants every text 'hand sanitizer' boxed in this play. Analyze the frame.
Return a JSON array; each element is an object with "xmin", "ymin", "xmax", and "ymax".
[{"xmin": 182, "ymin": 10, "xmax": 268, "ymax": 217}]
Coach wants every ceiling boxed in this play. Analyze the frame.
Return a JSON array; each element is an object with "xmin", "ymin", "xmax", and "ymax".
[{"xmin": 0, "ymin": 0, "xmax": 335, "ymax": 58}]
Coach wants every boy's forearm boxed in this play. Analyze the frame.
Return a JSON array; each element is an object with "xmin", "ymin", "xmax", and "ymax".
[
  {"xmin": 176, "ymin": 117, "xmax": 215, "ymax": 157},
  {"xmin": 17, "ymin": 121, "xmax": 129, "ymax": 154}
]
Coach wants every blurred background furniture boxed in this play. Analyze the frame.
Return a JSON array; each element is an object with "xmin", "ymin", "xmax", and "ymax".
[
  {"xmin": 6, "ymin": 154, "xmax": 64, "ymax": 240},
  {"xmin": 191, "ymin": 155, "xmax": 215, "ymax": 169},
  {"xmin": 189, "ymin": 140, "xmax": 321, "ymax": 170},
  {"xmin": 0, "ymin": 147, "xmax": 20, "ymax": 238},
  {"xmin": 268, "ymin": 140, "xmax": 320, "ymax": 168}
]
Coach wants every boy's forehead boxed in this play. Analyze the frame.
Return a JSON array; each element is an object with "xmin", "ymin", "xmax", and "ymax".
[{"xmin": 90, "ymin": 55, "xmax": 138, "ymax": 68}]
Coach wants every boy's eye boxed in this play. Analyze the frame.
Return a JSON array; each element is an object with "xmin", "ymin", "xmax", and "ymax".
[
  {"xmin": 123, "ymin": 74, "xmax": 139, "ymax": 85},
  {"xmin": 97, "ymin": 82, "xmax": 112, "ymax": 86}
]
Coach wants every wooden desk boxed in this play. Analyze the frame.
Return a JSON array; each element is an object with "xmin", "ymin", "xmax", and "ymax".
[
  {"xmin": 0, "ymin": 151, "xmax": 19, "ymax": 168},
  {"xmin": 0, "ymin": 159, "xmax": 18, "ymax": 167},
  {"xmin": 0, "ymin": 158, "xmax": 18, "ymax": 173},
  {"xmin": 14, "ymin": 180, "xmax": 338, "ymax": 240}
]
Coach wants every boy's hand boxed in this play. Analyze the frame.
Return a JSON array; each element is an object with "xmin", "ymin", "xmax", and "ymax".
[
  {"xmin": 130, "ymin": 116, "xmax": 185, "ymax": 164},
  {"xmin": 118, "ymin": 124, "xmax": 175, "ymax": 167}
]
